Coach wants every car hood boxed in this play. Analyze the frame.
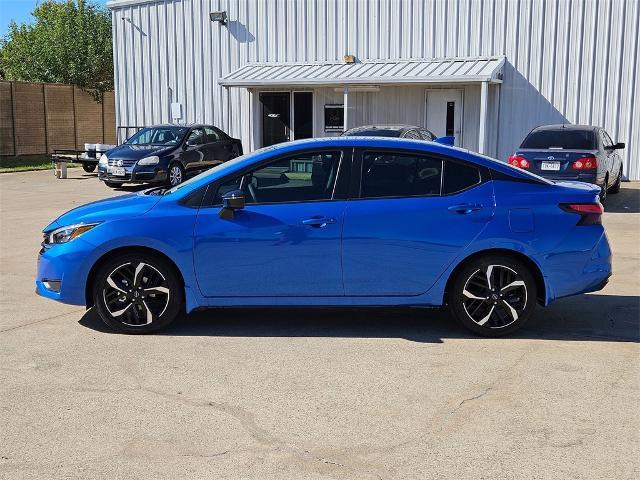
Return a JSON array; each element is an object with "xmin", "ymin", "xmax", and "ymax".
[
  {"xmin": 106, "ymin": 144, "xmax": 175, "ymax": 160},
  {"xmin": 44, "ymin": 192, "xmax": 162, "ymax": 231}
]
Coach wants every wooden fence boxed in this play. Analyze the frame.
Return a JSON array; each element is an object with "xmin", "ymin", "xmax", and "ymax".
[{"xmin": 0, "ymin": 80, "xmax": 116, "ymax": 156}]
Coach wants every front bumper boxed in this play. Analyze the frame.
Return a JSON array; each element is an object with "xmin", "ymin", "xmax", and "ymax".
[
  {"xmin": 36, "ymin": 237, "xmax": 104, "ymax": 306},
  {"xmin": 97, "ymin": 166, "xmax": 167, "ymax": 184}
]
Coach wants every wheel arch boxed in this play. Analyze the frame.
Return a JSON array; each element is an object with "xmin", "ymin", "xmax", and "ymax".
[
  {"xmin": 85, "ymin": 246, "xmax": 186, "ymax": 308},
  {"xmin": 443, "ymin": 248, "xmax": 546, "ymax": 305}
]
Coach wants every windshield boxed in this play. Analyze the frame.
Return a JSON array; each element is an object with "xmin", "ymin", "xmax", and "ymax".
[
  {"xmin": 521, "ymin": 129, "xmax": 596, "ymax": 150},
  {"xmin": 126, "ymin": 127, "xmax": 189, "ymax": 146}
]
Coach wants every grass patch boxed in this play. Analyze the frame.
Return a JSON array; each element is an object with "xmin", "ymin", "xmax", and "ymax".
[{"xmin": 0, "ymin": 155, "xmax": 80, "ymax": 173}]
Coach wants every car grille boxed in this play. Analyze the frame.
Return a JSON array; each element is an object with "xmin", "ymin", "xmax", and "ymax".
[{"xmin": 108, "ymin": 158, "xmax": 137, "ymax": 167}]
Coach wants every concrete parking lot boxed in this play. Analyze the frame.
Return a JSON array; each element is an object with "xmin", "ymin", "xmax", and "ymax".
[{"xmin": 0, "ymin": 168, "xmax": 638, "ymax": 480}]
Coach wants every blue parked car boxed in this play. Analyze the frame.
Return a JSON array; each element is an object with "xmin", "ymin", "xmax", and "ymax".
[
  {"xmin": 508, "ymin": 124, "xmax": 624, "ymax": 203},
  {"xmin": 36, "ymin": 137, "xmax": 611, "ymax": 336}
]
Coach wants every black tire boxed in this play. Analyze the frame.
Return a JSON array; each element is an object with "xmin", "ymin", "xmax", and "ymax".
[
  {"xmin": 599, "ymin": 176, "xmax": 608, "ymax": 204},
  {"xmin": 104, "ymin": 181, "xmax": 121, "ymax": 189},
  {"xmin": 93, "ymin": 252, "xmax": 183, "ymax": 333},
  {"xmin": 82, "ymin": 163, "xmax": 97, "ymax": 173},
  {"xmin": 609, "ymin": 167, "xmax": 622, "ymax": 194},
  {"xmin": 167, "ymin": 162, "xmax": 185, "ymax": 187},
  {"xmin": 448, "ymin": 255, "xmax": 537, "ymax": 337}
]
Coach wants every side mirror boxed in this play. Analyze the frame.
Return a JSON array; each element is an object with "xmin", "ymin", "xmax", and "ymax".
[
  {"xmin": 434, "ymin": 136, "xmax": 455, "ymax": 146},
  {"xmin": 219, "ymin": 189, "xmax": 245, "ymax": 219},
  {"xmin": 614, "ymin": 142, "xmax": 625, "ymax": 150}
]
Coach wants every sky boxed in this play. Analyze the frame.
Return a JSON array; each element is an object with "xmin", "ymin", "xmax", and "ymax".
[{"xmin": 0, "ymin": 0, "xmax": 108, "ymax": 38}]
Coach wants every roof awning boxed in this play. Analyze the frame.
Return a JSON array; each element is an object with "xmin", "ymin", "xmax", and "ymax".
[{"xmin": 219, "ymin": 56, "xmax": 505, "ymax": 87}]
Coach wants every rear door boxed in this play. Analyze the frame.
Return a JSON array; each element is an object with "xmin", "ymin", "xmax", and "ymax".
[
  {"xmin": 342, "ymin": 149, "xmax": 494, "ymax": 296},
  {"xmin": 203, "ymin": 126, "xmax": 234, "ymax": 168}
]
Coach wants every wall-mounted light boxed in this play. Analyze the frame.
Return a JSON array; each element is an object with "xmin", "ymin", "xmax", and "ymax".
[{"xmin": 210, "ymin": 11, "xmax": 227, "ymax": 25}]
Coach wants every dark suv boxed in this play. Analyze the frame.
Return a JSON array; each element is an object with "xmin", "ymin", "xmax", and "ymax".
[
  {"xmin": 98, "ymin": 124, "xmax": 243, "ymax": 188},
  {"xmin": 508, "ymin": 124, "xmax": 624, "ymax": 202}
]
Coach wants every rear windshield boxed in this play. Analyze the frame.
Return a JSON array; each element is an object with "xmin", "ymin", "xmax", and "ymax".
[
  {"xmin": 342, "ymin": 129, "xmax": 402, "ymax": 137},
  {"xmin": 520, "ymin": 129, "xmax": 596, "ymax": 150}
]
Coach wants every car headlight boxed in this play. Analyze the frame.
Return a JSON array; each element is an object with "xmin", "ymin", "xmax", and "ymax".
[
  {"xmin": 45, "ymin": 223, "xmax": 99, "ymax": 245},
  {"xmin": 138, "ymin": 156, "xmax": 159, "ymax": 166},
  {"xmin": 99, "ymin": 154, "xmax": 108, "ymax": 167}
]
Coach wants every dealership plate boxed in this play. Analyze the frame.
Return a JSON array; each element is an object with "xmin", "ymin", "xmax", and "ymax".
[
  {"xmin": 541, "ymin": 161, "xmax": 560, "ymax": 171},
  {"xmin": 111, "ymin": 167, "xmax": 126, "ymax": 176}
]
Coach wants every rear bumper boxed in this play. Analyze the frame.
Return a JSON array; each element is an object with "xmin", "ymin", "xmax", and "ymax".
[
  {"xmin": 542, "ymin": 228, "xmax": 612, "ymax": 304},
  {"xmin": 538, "ymin": 172, "xmax": 599, "ymax": 185}
]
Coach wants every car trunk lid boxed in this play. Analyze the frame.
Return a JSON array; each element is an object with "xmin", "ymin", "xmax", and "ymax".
[{"xmin": 515, "ymin": 149, "xmax": 598, "ymax": 178}]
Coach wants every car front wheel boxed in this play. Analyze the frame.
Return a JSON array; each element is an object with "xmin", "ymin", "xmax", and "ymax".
[
  {"xmin": 167, "ymin": 163, "xmax": 185, "ymax": 187},
  {"xmin": 82, "ymin": 164, "xmax": 97, "ymax": 173},
  {"xmin": 93, "ymin": 253, "xmax": 183, "ymax": 333},
  {"xmin": 449, "ymin": 255, "xmax": 537, "ymax": 337}
]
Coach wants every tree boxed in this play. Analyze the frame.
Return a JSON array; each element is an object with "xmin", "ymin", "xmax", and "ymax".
[{"xmin": 0, "ymin": 0, "xmax": 113, "ymax": 100}]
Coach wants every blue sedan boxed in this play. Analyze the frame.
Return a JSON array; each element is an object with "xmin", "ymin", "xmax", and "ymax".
[{"xmin": 36, "ymin": 137, "xmax": 612, "ymax": 336}]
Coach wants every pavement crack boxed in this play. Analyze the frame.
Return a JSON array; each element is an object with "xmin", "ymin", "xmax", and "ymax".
[
  {"xmin": 0, "ymin": 309, "xmax": 85, "ymax": 334},
  {"xmin": 453, "ymin": 386, "xmax": 492, "ymax": 411}
]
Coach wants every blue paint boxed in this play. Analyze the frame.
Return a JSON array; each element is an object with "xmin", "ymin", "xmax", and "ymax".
[{"xmin": 36, "ymin": 137, "xmax": 611, "ymax": 313}]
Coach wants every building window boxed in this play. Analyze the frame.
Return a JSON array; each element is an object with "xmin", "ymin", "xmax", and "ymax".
[{"xmin": 324, "ymin": 105, "xmax": 344, "ymax": 132}]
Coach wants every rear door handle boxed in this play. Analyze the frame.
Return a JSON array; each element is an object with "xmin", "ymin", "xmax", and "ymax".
[
  {"xmin": 448, "ymin": 203, "xmax": 483, "ymax": 214},
  {"xmin": 302, "ymin": 216, "xmax": 337, "ymax": 228}
]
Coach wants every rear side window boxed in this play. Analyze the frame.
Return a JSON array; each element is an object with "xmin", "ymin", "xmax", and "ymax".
[
  {"xmin": 204, "ymin": 127, "xmax": 221, "ymax": 142},
  {"xmin": 521, "ymin": 129, "xmax": 596, "ymax": 150},
  {"xmin": 361, "ymin": 152, "xmax": 442, "ymax": 198},
  {"xmin": 442, "ymin": 161, "xmax": 481, "ymax": 194}
]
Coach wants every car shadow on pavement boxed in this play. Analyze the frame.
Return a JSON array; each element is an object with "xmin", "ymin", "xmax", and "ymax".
[
  {"xmin": 78, "ymin": 294, "xmax": 639, "ymax": 343},
  {"xmin": 605, "ymin": 185, "xmax": 640, "ymax": 213}
]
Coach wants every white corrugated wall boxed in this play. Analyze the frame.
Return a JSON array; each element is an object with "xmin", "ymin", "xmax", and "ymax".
[{"xmin": 110, "ymin": 0, "xmax": 640, "ymax": 179}]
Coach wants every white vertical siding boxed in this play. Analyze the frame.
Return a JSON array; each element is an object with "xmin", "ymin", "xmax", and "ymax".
[{"xmin": 109, "ymin": 0, "xmax": 640, "ymax": 179}]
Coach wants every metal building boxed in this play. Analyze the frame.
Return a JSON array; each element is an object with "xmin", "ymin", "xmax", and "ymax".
[{"xmin": 108, "ymin": 0, "xmax": 639, "ymax": 179}]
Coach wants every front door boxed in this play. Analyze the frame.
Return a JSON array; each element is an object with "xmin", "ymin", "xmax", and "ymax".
[
  {"xmin": 426, "ymin": 89, "xmax": 463, "ymax": 146},
  {"xmin": 342, "ymin": 149, "xmax": 493, "ymax": 296},
  {"xmin": 193, "ymin": 149, "xmax": 348, "ymax": 297},
  {"xmin": 261, "ymin": 92, "xmax": 291, "ymax": 147}
]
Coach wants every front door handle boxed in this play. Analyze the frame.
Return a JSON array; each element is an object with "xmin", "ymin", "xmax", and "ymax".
[
  {"xmin": 448, "ymin": 203, "xmax": 483, "ymax": 214},
  {"xmin": 302, "ymin": 216, "xmax": 337, "ymax": 228}
]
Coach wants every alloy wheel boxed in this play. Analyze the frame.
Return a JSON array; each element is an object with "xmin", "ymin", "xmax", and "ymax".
[
  {"xmin": 461, "ymin": 264, "xmax": 527, "ymax": 329},
  {"xmin": 102, "ymin": 262, "xmax": 170, "ymax": 326},
  {"xmin": 169, "ymin": 165, "xmax": 183, "ymax": 186}
]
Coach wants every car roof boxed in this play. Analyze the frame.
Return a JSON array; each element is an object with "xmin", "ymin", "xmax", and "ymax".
[
  {"xmin": 346, "ymin": 125, "xmax": 423, "ymax": 133},
  {"xmin": 146, "ymin": 123, "xmax": 213, "ymax": 129},
  {"xmin": 167, "ymin": 137, "xmax": 548, "ymax": 198},
  {"xmin": 532, "ymin": 124, "xmax": 600, "ymax": 132}
]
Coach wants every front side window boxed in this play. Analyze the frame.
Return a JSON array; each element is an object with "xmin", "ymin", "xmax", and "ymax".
[
  {"xmin": 186, "ymin": 128, "xmax": 206, "ymax": 146},
  {"xmin": 360, "ymin": 152, "xmax": 442, "ymax": 198},
  {"xmin": 214, "ymin": 151, "xmax": 342, "ymax": 205}
]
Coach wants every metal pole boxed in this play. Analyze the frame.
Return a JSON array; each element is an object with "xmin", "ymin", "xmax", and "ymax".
[
  {"xmin": 343, "ymin": 85, "xmax": 349, "ymax": 132},
  {"xmin": 478, "ymin": 81, "xmax": 489, "ymax": 154}
]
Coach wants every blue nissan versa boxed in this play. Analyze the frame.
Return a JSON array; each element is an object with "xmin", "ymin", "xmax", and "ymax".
[{"xmin": 36, "ymin": 137, "xmax": 612, "ymax": 336}]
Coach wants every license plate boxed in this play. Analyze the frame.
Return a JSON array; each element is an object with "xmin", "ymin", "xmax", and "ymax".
[
  {"xmin": 111, "ymin": 167, "xmax": 126, "ymax": 176},
  {"xmin": 541, "ymin": 161, "xmax": 560, "ymax": 171}
]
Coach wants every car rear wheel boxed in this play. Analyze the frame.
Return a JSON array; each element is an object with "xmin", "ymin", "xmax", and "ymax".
[
  {"xmin": 449, "ymin": 255, "xmax": 537, "ymax": 337},
  {"xmin": 167, "ymin": 163, "xmax": 185, "ymax": 187},
  {"xmin": 82, "ymin": 163, "xmax": 97, "ymax": 173},
  {"xmin": 93, "ymin": 253, "xmax": 183, "ymax": 333}
]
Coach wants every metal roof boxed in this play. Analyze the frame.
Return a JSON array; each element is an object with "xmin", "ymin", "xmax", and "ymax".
[{"xmin": 219, "ymin": 56, "xmax": 505, "ymax": 87}]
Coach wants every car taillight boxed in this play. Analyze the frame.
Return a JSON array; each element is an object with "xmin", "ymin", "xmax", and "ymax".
[
  {"xmin": 508, "ymin": 154, "xmax": 530, "ymax": 169},
  {"xmin": 560, "ymin": 202, "xmax": 604, "ymax": 225},
  {"xmin": 571, "ymin": 155, "xmax": 598, "ymax": 170}
]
